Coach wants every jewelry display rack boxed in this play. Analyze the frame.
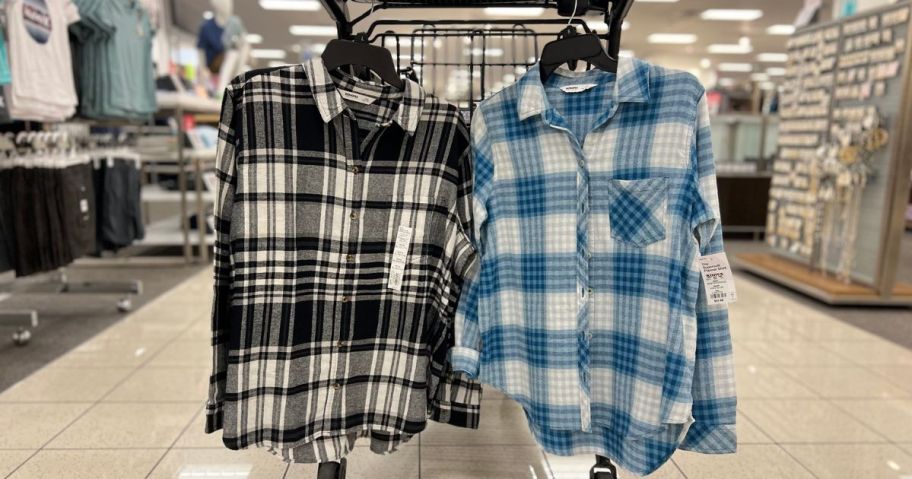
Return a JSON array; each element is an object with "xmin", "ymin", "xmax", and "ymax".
[{"xmin": 740, "ymin": 2, "xmax": 912, "ymax": 306}]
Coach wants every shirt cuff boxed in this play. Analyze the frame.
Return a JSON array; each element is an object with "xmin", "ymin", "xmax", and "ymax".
[
  {"xmin": 679, "ymin": 422, "xmax": 737, "ymax": 453},
  {"xmin": 450, "ymin": 346, "xmax": 481, "ymax": 379},
  {"xmin": 205, "ymin": 403, "xmax": 223, "ymax": 433}
]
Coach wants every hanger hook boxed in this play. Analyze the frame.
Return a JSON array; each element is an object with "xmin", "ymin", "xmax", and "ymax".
[
  {"xmin": 566, "ymin": 0, "xmax": 579, "ymax": 29},
  {"xmin": 368, "ymin": 0, "xmax": 376, "ymax": 17}
]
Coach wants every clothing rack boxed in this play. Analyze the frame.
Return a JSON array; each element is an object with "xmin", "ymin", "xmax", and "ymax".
[
  {"xmin": 0, "ymin": 128, "xmax": 144, "ymax": 346},
  {"xmin": 368, "ymin": 19, "xmax": 593, "ymax": 114},
  {"xmin": 314, "ymin": 0, "xmax": 633, "ymax": 475}
]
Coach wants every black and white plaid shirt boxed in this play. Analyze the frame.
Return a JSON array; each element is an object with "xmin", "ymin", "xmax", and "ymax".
[{"xmin": 206, "ymin": 58, "xmax": 481, "ymax": 463}]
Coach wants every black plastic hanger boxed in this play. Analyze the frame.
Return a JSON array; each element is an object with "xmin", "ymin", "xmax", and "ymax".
[
  {"xmin": 539, "ymin": 25, "xmax": 618, "ymax": 82},
  {"xmin": 322, "ymin": 33, "xmax": 404, "ymax": 90}
]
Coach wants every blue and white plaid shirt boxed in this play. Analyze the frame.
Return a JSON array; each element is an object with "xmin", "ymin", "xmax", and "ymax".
[{"xmin": 453, "ymin": 58, "xmax": 737, "ymax": 475}]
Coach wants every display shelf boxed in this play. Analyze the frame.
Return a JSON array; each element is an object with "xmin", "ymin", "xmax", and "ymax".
[
  {"xmin": 137, "ymin": 216, "xmax": 214, "ymax": 247},
  {"xmin": 142, "ymin": 184, "xmax": 213, "ymax": 204},
  {"xmin": 736, "ymin": 253, "xmax": 912, "ymax": 306},
  {"xmin": 156, "ymin": 92, "xmax": 221, "ymax": 114}
]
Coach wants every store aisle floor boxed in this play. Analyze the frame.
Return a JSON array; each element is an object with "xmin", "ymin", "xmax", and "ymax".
[{"xmin": 1, "ymin": 269, "xmax": 911, "ymax": 479}]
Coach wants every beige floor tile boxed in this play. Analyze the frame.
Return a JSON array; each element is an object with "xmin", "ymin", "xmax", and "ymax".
[
  {"xmin": 420, "ymin": 399, "xmax": 536, "ymax": 446},
  {"xmin": 900, "ymin": 444, "xmax": 912, "ymax": 455},
  {"xmin": 789, "ymin": 319, "xmax": 881, "ymax": 341},
  {"xmin": 739, "ymin": 340, "xmax": 853, "ymax": 366},
  {"xmin": 421, "ymin": 446, "xmax": 549, "ymax": 479},
  {"xmin": 105, "ymin": 367, "xmax": 209, "ymax": 402},
  {"xmin": 674, "ymin": 445, "xmax": 813, "ymax": 479},
  {"xmin": 146, "ymin": 340, "xmax": 212, "ymax": 368},
  {"xmin": 821, "ymin": 341, "xmax": 912, "ymax": 366},
  {"xmin": 149, "ymin": 448, "xmax": 289, "ymax": 479},
  {"xmin": 866, "ymin": 366, "xmax": 912, "ymax": 394},
  {"xmin": 728, "ymin": 317, "xmax": 804, "ymax": 342},
  {"xmin": 737, "ymin": 412, "xmax": 774, "ymax": 444},
  {"xmin": 0, "ymin": 450, "xmax": 34, "ymax": 478},
  {"xmin": 738, "ymin": 399, "xmax": 884, "ymax": 443},
  {"xmin": 0, "ymin": 403, "xmax": 91, "ymax": 449},
  {"xmin": 46, "ymin": 337, "xmax": 169, "ymax": 369},
  {"xmin": 177, "ymin": 320, "xmax": 212, "ymax": 341},
  {"xmin": 9, "ymin": 449, "xmax": 163, "ymax": 479},
  {"xmin": 545, "ymin": 452, "xmax": 684, "ymax": 478},
  {"xmin": 0, "ymin": 367, "xmax": 132, "ymax": 403},
  {"xmin": 785, "ymin": 444, "xmax": 912, "ymax": 479},
  {"xmin": 173, "ymin": 410, "xmax": 224, "ymax": 449},
  {"xmin": 832, "ymin": 399, "xmax": 912, "ymax": 442},
  {"xmin": 735, "ymin": 364, "xmax": 817, "ymax": 399},
  {"xmin": 287, "ymin": 445, "xmax": 418, "ymax": 478},
  {"xmin": 48, "ymin": 402, "xmax": 198, "ymax": 449},
  {"xmin": 783, "ymin": 366, "xmax": 910, "ymax": 399}
]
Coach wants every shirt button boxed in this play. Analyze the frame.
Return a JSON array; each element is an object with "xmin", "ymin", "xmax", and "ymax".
[
  {"xmin": 346, "ymin": 254, "xmax": 354, "ymax": 262},
  {"xmin": 351, "ymin": 166, "xmax": 360, "ymax": 174},
  {"xmin": 341, "ymin": 296, "xmax": 349, "ymax": 303},
  {"xmin": 333, "ymin": 382, "xmax": 341, "ymax": 390},
  {"xmin": 337, "ymin": 340, "xmax": 347, "ymax": 348},
  {"xmin": 350, "ymin": 211, "xmax": 359, "ymax": 221},
  {"xmin": 588, "ymin": 288, "xmax": 593, "ymax": 295},
  {"xmin": 578, "ymin": 159, "xmax": 585, "ymax": 167}
]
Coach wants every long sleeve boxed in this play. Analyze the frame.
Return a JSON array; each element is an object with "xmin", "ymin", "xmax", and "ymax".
[
  {"xmin": 205, "ymin": 86, "xmax": 240, "ymax": 434},
  {"xmin": 680, "ymin": 93, "xmax": 737, "ymax": 453},
  {"xmin": 450, "ymin": 111, "xmax": 494, "ymax": 379}
]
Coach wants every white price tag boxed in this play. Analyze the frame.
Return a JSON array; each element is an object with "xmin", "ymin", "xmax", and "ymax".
[
  {"xmin": 79, "ymin": 199, "xmax": 89, "ymax": 214},
  {"xmin": 697, "ymin": 253, "xmax": 737, "ymax": 305},
  {"xmin": 338, "ymin": 90, "xmax": 376, "ymax": 104},
  {"xmin": 388, "ymin": 225, "xmax": 414, "ymax": 291}
]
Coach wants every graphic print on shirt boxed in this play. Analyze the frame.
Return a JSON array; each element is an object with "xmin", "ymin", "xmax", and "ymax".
[{"xmin": 23, "ymin": 0, "xmax": 51, "ymax": 44}]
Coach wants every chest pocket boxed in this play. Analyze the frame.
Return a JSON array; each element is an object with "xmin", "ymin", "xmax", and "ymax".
[{"xmin": 607, "ymin": 178, "xmax": 668, "ymax": 247}]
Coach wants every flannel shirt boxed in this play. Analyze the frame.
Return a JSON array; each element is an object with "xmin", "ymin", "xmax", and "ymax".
[
  {"xmin": 453, "ymin": 58, "xmax": 737, "ymax": 475},
  {"xmin": 206, "ymin": 58, "xmax": 482, "ymax": 463}
]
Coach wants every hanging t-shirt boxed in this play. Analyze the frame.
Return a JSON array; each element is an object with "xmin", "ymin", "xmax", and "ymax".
[
  {"xmin": 0, "ymin": 26, "xmax": 12, "ymax": 85},
  {"xmin": 6, "ymin": 0, "xmax": 81, "ymax": 121},
  {"xmin": 196, "ymin": 17, "xmax": 224, "ymax": 71}
]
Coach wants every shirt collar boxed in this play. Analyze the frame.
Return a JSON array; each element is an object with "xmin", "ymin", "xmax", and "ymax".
[
  {"xmin": 303, "ymin": 57, "xmax": 426, "ymax": 135},
  {"xmin": 516, "ymin": 56, "xmax": 650, "ymax": 121}
]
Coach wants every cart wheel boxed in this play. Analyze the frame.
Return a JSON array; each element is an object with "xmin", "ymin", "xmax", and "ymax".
[
  {"xmin": 12, "ymin": 328, "xmax": 31, "ymax": 346},
  {"xmin": 117, "ymin": 298, "xmax": 133, "ymax": 313}
]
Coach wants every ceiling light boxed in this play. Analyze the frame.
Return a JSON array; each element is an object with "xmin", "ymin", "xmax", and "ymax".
[
  {"xmin": 701, "ymin": 9, "xmax": 764, "ymax": 21},
  {"xmin": 759, "ymin": 81, "xmax": 776, "ymax": 90},
  {"xmin": 718, "ymin": 78, "xmax": 736, "ymax": 87},
  {"xmin": 766, "ymin": 24, "xmax": 796, "ymax": 35},
  {"xmin": 585, "ymin": 20, "xmax": 630, "ymax": 32},
  {"xmin": 718, "ymin": 62, "xmax": 753, "ymax": 72},
  {"xmin": 757, "ymin": 53, "xmax": 788, "ymax": 62},
  {"xmin": 708, "ymin": 43, "xmax": 752, "ymax": 54},
  {"xmin": 310, "ymin": 43, "xmax": 326, "ymax": 53},
  {"xmin": 433, "ymin": 39, "xmax": 443, "ymax": 49},
  {"xmin": 245, "ymin": 34, "xmax": 263, "ymax": 44},
  {"xmin": 700, "ymin": 58, "xmax": 712, "ymax": 69},
  {"xmin": 259, "ymin": 0, "xmax": 320, "ymax": 10},
  {"xmin": 766, "ymin": 67, "xmax": 786, "ymax": 76},
  {"xmin": 484, "ymin": 7, "xmax": 544, "ymax": 16},
  {"xmin": 289, "ymin": 25, "xmax": 337, "ymax": 36},
  {"xmin": 647, "ymin": 33, "xmax": 697, "ymax": 44},
  {"xmin": 250, "ymin": 49, "xmax": 287, "ymax": 59},
  {"xmin": 619, "ymin": 49, "xmax": 634, "ymax": 58},
  {"xmin": 751, "ymin": 73, "xmax": 769, "ymax": 81}
]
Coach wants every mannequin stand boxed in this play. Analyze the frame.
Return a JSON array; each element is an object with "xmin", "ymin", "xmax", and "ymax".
[
  {"xmin": 591, "ymin": 455, "xmax": 618, "ymax": 479},
  {"xmin": 316, "ymin": 458, "xmax": 347, "ymax": 479}
]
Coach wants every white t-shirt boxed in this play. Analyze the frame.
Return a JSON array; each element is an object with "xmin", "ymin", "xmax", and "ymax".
[{"xmin": 7, "ymin": 0, "xmax": 81, "ymax": 121}]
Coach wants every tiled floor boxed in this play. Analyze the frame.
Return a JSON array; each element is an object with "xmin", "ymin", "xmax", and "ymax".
[{"xmin": 2, "ymin": 268, "xmax": 911, "ymax": 478}]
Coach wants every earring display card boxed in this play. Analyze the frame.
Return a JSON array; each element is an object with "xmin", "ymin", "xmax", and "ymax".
[{"xmin": 766, "ymin": 3, "xmax": 911, "ymax": 284}]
